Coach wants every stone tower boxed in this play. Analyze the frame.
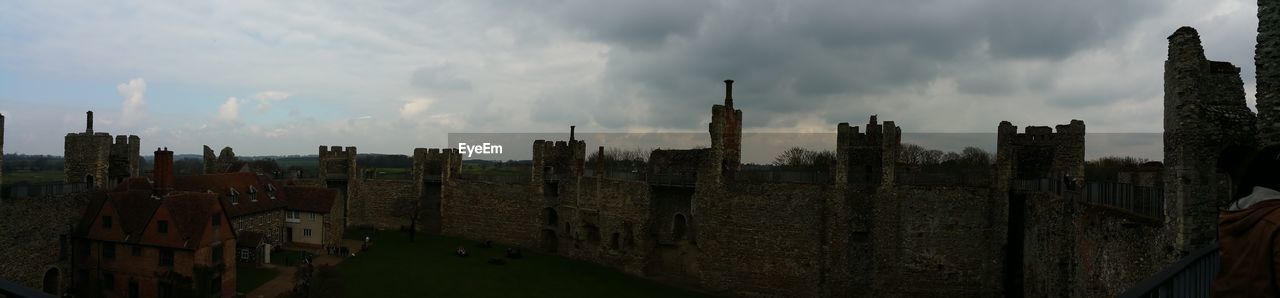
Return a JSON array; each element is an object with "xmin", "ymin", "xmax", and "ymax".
[
  {"xmin": 1257, "ymin": 0, "xmax": 1280, "ymax": 144},
  {"xmin": 711, "ymin": 80, "xmax": 742, "ymax": 180},
  {"xmin": 318, "ymin": 146, "xmax": 358, "ymax": 228},
  {"xmin": 1163, "ymin": 27, "xmax": 1256, "ymax": 252},
  {"xmin": 64, "ymin": 111, "xmax": 112, "ymax": 189},
  {"xmin": 64, "ymin": 111, "xmax": 141, "ymax": 189}
]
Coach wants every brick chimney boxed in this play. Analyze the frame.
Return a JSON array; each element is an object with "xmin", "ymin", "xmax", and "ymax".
[
  {"xmin": 86, "ymin": 111, "xmax": 94, "ymax": 133},
  {"xmin": 570, "ymin": 125, "xmax": 576, "ymax": 142},
  {"xmin": 153, "ymin": 147, "xmax": 174, "ymax": 195},
  {"xmin": 724, "ymin": 79, "xmax": 734, "ymax": 108}
]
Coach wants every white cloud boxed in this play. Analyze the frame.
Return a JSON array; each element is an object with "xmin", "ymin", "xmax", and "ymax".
[
  {"xmin": 218, "ymin": 97, "xmax": 240, "ymax": 123},
  {"xmin": 399, "ymin": 98, "xmax": 434, "ymax": 119},
  {"xmin": 117, "ymin": 78, "xmax": 146, "ymax": 127},
  {"xmin": 252, "ymin": 91, "xmax": 291, "ymax": 111}
]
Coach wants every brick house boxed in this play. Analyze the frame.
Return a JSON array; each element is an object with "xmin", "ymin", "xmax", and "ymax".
[{"xmin": 71, "ymin": 148, "xmax": 236, "ymax": 297}]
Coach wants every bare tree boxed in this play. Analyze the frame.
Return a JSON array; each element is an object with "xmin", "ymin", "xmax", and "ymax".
[
  {"xmin": 391, "ymin": 195, "xmax": 426, "ymax": 242},
  {"xmin": 772, "ymin": 147, "xmax": 836, "ymax": 171}
]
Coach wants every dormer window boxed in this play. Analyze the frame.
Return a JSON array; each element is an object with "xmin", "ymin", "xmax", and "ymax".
[
  {"xmin": 103, "ymin": 216, "xmax": 113, "ymax": 229},
  {"xmin": 267, "ymin": 184, "xmax": 277, "ymax": 200},
  {"xmin": 248, "ymin": 186, "xmax": 258, "ymax": 202},
  {"xmin": 229, "ymin": 187, "xmax": 240, "ymax": 205}
]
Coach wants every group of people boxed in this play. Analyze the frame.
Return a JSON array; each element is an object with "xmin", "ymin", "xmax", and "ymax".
[{"xmin": 453, "ymin": 240, "xmax": 522, "ymax": 264}]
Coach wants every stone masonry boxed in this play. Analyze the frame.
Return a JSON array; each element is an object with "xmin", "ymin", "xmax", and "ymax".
[
  {"xmin": 1163, "ymin": 27, "xmax": 1257, "ymax": 252},
  {"xmin": 64, "ymin": 111, "xmax": 140, "ymax": 189}
]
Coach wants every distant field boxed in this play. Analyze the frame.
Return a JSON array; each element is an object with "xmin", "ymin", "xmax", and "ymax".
[{"xmin": 3, "ymin": 170, "xmax": 64, "ymax": 185}]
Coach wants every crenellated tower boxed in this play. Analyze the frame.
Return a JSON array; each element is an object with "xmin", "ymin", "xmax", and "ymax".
[
  {"xmin": 65, "ymin": 111, "xmax": 140, "ymax": 189},
  {"xmin": 318, "ymin": 145, "xmax": 359, "ymax": 228}
]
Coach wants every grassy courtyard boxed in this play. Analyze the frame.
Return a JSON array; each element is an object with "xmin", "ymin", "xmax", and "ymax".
[
  {"xmin": 236, "ymin": 265, "xmax": 279, "ymax": 293},
  {"xmin": 338, "ymin": 229, "xmax": 705, "ymax": 298}
]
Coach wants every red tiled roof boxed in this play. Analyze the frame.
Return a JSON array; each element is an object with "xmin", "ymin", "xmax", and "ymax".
[
  {"xmin": 173, "ymin": 172, "xmax": 288, "ymax": 218},
  {"xmin": 283, "ymin": 186, "xmax": 336, "ymax": 213},
  {"xmin": 76, "ymin": 190, "xmax": 228, "ymax": 249},
  {"xmin": 162, "ymin": 192, "xmax": 220, "ymax": 245}
]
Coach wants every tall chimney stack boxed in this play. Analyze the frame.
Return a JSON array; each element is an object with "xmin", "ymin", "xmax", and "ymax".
[
  {"xmin": 596, "ymin": 146, "xmax": 605, "ymax": 178},
  {"xmin": 153, "ymin": 147, "xmax": 174, "ymax": 195},
  {"xmin": 570, "ymin": 126, "xmax": 576, "ymax": 142},
  {"xmin": 86, "ymin": 111, "xmax": 94, "ymax": 133},
  {"xmin": 724, "ymin": 79, "xmax": 734, "ymax": 108}
]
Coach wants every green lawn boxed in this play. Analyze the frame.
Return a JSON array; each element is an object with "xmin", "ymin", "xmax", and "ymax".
[
  {"xmin": 271, "ymin": 249, "xmax": 310, "ymax": 266},
  {"xmin": 338, "ymin": 229, "xmax": 706, "ymax": 298},
  {"xmin": 236, "ymin": 265, "xmax": 279, "ymax": 293},
  {"xmin": 3, "ymin": 170, "xmax": 64, "ymax": 185}
]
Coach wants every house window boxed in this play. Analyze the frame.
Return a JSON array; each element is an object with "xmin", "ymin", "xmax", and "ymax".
[
  {"xmin": 132, "ymin": 246, "xmax": 142, "ymax": 256},
  {"xmin": 128, "ymin": 280, "xmax": 138, "ymax": 298},
  {"xmin": 268, "ymin": 184, "xmax": 277, "ymax": 200},
  {"xmin": 159, "ymin": 249, "xmax": 174, "ymax": 266},
  {"xmin": 304, "ymin": 229, "xmax": 312, "ymax": 237},
  {"xmin": 103, "ymin": 272, "xmax": 115, "ymax": 290},
  {"xmin": 229, "ymin": 187, "xmax": 239, "ymax": 204},
  {"xmin": 104, "ymin": 243, "xmax": 115, "ymax": 260},
  {"xmin": 103, "ymin": 216, "xmax": 112, "ymax": 229},
  {"xmin": 212, "ymin": 245, "xmax": 224, "ymax": 264},
  {"xmin": 157, "ymin": 220, "xmax": 168, "ymax": 233},
  {"xmin": 212, "ymin": 215, "xmax": 221, "ymax": 227},
  {"xmin": 309, "ymin": 213, "xmax": 316, "ymax": 220}
]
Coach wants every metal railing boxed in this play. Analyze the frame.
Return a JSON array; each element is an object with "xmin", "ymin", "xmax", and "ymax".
[
  {"xmin": 1120, "ymin": 242, "xmax": 1219, "ymax": 298},
  {"xmin": 1084, "ymin": 182, "xmax": 1163, "ymax": 219},
  {"xmin": 1010, "ymin": 179, "xmax": 1163, "ymax": 219}
]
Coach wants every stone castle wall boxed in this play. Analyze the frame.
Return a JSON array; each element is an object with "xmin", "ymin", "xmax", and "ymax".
[
  {"xmin": 350, "ymin": 179, "xmax": 416, "ymax": 230},
  {"xmin": 895, "ymin": 186, "xmax": 1002, "ymax": 296},
  {"xmin": 0, "ymin": 193, "xmax": 88, "ymax": 293},
  {"xmin": 696, "ymin": 182, "xmax": 828, "ymax": 297},
  {"xmin": 441, "ymin": 180, "xmax": 541, "ymax": 248},
  {"xmin": 235, "ymin": 210, "xmax": 283, "ymax": 246}
]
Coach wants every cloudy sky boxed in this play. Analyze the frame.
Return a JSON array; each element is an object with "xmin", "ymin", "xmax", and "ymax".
[{"xmin": 0, "ymin": 0, "xmax": 1258, "ymax": 159}]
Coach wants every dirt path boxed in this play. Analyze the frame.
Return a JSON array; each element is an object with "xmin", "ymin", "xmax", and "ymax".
[{"xmin": 246, "ymin": 265, "xmax": 297, "ymax": 298}]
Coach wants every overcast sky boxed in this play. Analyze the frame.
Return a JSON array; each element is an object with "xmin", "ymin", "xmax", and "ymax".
[{"xmin": 0, "ymin": 0, "xmax": 1258, "ymax": 160}]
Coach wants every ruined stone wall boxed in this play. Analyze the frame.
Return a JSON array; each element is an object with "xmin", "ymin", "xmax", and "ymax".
[
  {"xmin": 234, "ymin": 210, "xmax": 283, "ymax": 246},
  {"xmin": 1072, "ymin": 204, "xmax": 1170, "ymax": 297},
  {"xmin": 696, "ymin": 183, "xmax": 828, "ymax": 297},
  {"xmin": 1163, "ymin": 27, "xmax": 1257, "ymax": 252},
  {"xmin": 1257, "ymin": 0, "xmax": 1280, "ymax": 145},
  {"xmin": 1023, "ymin": 192, "xmax": 1079, "ymax": 296},
  {"xmin": 0, "ymin": 193, "xmax": 88, "ymax": 293},
  {"xmin": 350, "ymin": 179, "xmax": 416, "ymax": 230},
  {"xmin": 550, "ymin": 177, "xmax": 654, "ymax": 276},
  {"xmin": 441, "ymin": 180, "xmax": 540, "ymax": 248},
  {"xmin": 1022, "ymin": 191, "xmax": 1174, "ymax": 297},
  {"xmin": 894, "ymin": 186, "xmax": 1002, "ymax": 297}
]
